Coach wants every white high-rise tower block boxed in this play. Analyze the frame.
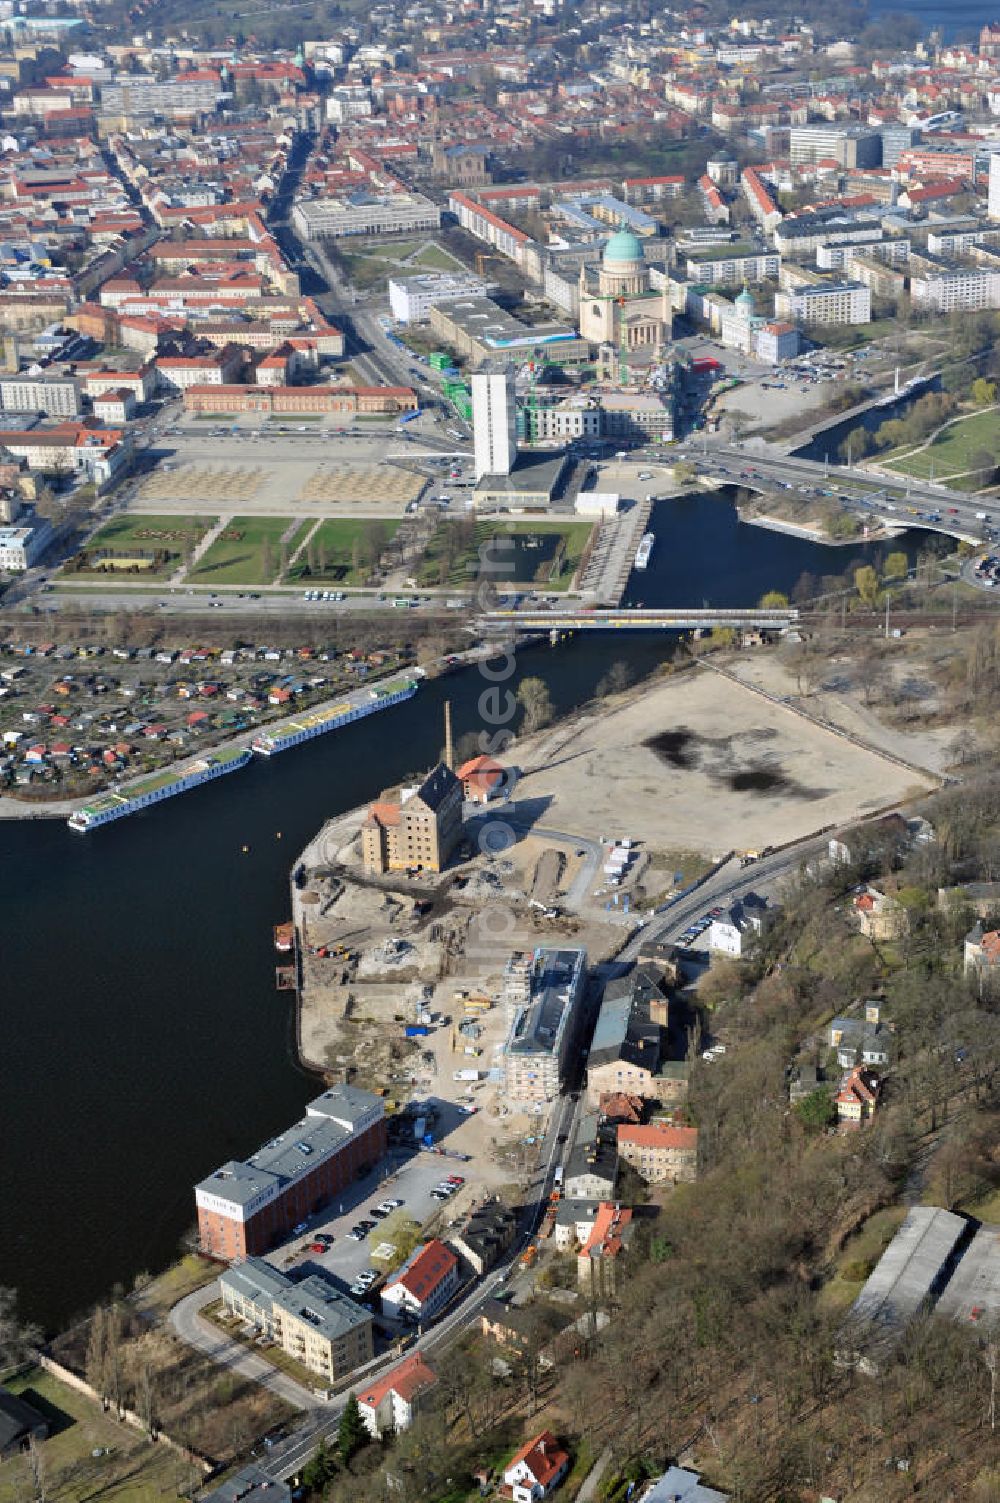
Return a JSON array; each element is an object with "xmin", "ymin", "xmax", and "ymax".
[
  {"xmin": 989, "ymin": 154, "xmax": 1000, "ymax": 221},
  {"xmin": 471, "ymin": 366, "xmax": 517, "ymax": 482}
]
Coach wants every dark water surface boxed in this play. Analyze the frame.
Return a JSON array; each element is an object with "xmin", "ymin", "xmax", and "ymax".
[{"xmin": 625, "ymin": 490, "xmax": 921, "ymax": 607}]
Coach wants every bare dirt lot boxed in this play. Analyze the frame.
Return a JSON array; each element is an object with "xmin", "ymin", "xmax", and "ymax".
[{"xmin": 514, "ymin": 662, "xmax": 938, "ymax": 859}]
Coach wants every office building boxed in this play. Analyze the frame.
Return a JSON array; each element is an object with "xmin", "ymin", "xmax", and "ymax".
[
  {"xmin": 789, "ymin": 124, "xmax": 881, "ymax": 169},
  {"xmin": 472, "ymin": 366, "xmax": 517, "ymax": 481},
  {"xmin": 101, "ymin": 76, "xmax": 220, "ymax": 121},
  {"xmin": 0, "ymin": 375, "xmax": 80, "ymax": 416},
  {"xmin": 0, "ymin": 518, "xmax": 52, "ymax": 571},
  {"xmin": 989, "ymin": 153, "xmax": 1000, "ymax": 222},
  {"xmin": 195, "ymin": 1084, "xmax": 386, "ymax": 1259},
  {"xmin": 292, "ymin": 192, "xmax": 440, "ymax": 242},
  {"xmin": 388, "ymin": 272, "xmax": 488, "ymax": 325},
  {"xmin": 220, "ymin": 1258, "xmax": 373, "ymax": 1382},
  {"xmin": 881, "ymin": 125, "xmax": 919, "ymax": 170}
]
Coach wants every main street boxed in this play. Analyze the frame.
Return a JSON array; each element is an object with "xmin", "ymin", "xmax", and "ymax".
[{"xmin": 680, "ymin": 436, "xmax": 992, "ymax": 544}]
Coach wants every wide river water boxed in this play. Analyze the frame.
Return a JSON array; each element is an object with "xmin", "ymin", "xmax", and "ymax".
[{"xmin": 1, "ymin": 490, "xmax": 922, "ymax": 1330}]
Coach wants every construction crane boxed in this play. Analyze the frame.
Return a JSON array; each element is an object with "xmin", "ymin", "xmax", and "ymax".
[
  {"xmin": 475, "ymin": 250, "xmax": 506, "ymax": 278},
  {"xmin": 617, "ymin": 296, "xmax": 629, "ymax": 387}
]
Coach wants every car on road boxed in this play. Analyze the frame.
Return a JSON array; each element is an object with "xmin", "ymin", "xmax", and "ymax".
[
  {"xmin": 346, "ymin": 1225, "xmax": 366, "ymax": 1241},
  {"xmin": 446, "ymin": 1174, "xmax": 465, "ymax": 1185},
  {"xmin": 308, "ymin": 1241, "xmax": 327, "ymax": 1253},
  {"xmin": 376, "ymin": 1199, "xmax": 402, "ymax": 1213}
]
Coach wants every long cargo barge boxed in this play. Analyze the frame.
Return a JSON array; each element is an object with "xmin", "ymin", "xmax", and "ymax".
[
  {"xmin": 68, "ymin": 745, "xmax": 252, "ymax": 833},
  {"xmin": 250, "ymin": 678, "xmax": 418, "ymax": 756}
]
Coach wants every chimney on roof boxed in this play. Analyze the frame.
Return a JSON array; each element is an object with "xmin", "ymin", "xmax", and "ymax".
[{"xmin": 444, "ymin": 698, "xmax": 454, "ymax": 771}]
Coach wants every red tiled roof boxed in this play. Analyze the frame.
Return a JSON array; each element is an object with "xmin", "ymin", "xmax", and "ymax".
[
  {"xmin": 387, "ymin": 1239, "xmax": 457, "ymax": 1302},
  {"xmin": 357, "ymin": 1353, "xmax": 437, "ymax": 1409},
  {"xmin": 617, "ymin": 1123, "xmax": 698, "ymax": 1151},
  {"xmin": 505, "ymin": 1432, "xmax": 569, "ymax": 1491}
]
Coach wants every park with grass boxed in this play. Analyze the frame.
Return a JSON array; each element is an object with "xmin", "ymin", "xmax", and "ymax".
[
  {"xmin": 191, "ymin": 517, "xmax": 312, "ymax": 587},
  {"xmin": 885, "ymin": 406, "xmax": 1000, "ymax": 484},
  {"xmin": 63, "ymin": 515, "xmax": 214, "ymax": 579},
  {"xmin": 0, "ymin": 1365, "xmax": 191, "ymax": 1503},
  {"xmin": 418, "ymin": 518, "xmax": 594, "ymax": 589},
  {"xmin": 286, "ymin": 517, "xmax": 401, "ymax": 585}
]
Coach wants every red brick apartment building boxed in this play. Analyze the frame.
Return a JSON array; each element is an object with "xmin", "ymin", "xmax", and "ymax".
[{"xmin": 195, "ymin": 1084, "xmax": 386, "ymax": 1260}]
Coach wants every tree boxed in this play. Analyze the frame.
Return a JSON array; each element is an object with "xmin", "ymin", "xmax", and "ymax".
[
  {"xmin": 855, "ymin": 565, "xmax": 879, "ymax": 607},
  {"xmin": 337, "ymin": 1393, "xmax": 366, "ymax": 1466},
  {"xmin": 794, "ymin": 1087, "xmax": 835, "ymax": 1133},
  {"xmin": 883, "ymin": 551, "xmax": 908, "ymax": 581},
  {"xmin": 673, "ymin": 459, "xmax": 697, "ymax": 487},
  {"xmin": 758, "ymin": 590, "xmax": 789, "ymax": 609},
  {"xmin": 973, "ymin": 446, "xmax": 997, "ymax": 484},
  {"xmin": 517, "ymin": 677, "xmax": 553, "ymax": 735},
  {"xmin": 972, "ymin": 377, "xmax": 997, "ymax": 407},
  {"xmin": 596, "ymin": 660, "xmax": 633, "ymax": 697},
  {"xmin": 301, "ymin": 1438, "xmax": 337, "ymax": 1493},
  {"xmin": 0, "ymin": 1286, "xmax": 40, "ymax": 1367}
]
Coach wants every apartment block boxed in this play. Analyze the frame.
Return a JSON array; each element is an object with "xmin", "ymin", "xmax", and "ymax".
[
  {"xmin": 500, "ymin": 947, "xmax": 588, "ymax": 1103},
  {"xmin": 774, "ymin": 280, "xmax": 871, "ymax": 325},
  {"xmin": 0, "ymin": 375, "xmax": 80, "ymax": 416},
  {"xmin": 220, "ymin": 1257, "xmax": 373, "ymax": 1383}
]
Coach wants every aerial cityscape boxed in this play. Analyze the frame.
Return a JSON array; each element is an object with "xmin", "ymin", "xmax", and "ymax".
[{"xmin": 3, "ymin": 0, "xmax": 1000, "ymax": 1498}]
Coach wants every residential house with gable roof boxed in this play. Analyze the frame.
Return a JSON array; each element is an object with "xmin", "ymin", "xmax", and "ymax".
[
  {"xmin": 502, "ymin": 1431, "xmax": 570, "ymax": 1503},
  {"xmin": 356, "ymin": 1352, "xmax": 437, "ymax": 1438},
  {"xmin": 380, "ymin": 1238, "xmax": 458, "ymax": 1322}
]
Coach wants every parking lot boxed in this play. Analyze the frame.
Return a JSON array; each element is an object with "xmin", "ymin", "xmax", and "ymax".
[{"xmin": 261, "ymin": 1107, "xmax": 487, "ymax": 1312}]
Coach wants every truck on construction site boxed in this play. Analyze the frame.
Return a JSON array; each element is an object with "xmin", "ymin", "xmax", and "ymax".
[
  {"xmin": 404, "ymin": 1025, "xmax": 429, "ymax": 1038},
  {"xmin": 454, "ymin": 1068, "xmax": 483, "ymax": 1081}
]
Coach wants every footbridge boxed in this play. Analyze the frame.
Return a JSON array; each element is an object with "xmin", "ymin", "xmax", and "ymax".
[{"xmin": 478, "ymin": 606, "xmax": 799, "ymax": 632}]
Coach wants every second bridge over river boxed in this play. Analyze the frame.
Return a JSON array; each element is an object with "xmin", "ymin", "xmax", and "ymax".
[{"xmin": 478, "ymin": 606, "xmax": 800, "ymax": 632}]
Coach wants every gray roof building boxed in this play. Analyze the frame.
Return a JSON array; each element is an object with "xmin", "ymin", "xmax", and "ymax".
[
  {"xmin": 847, "ymin": 1206, "xmax": 971, "ymax": 1344},
  {"xmin": 643, "ymin": 1466, "xmax": 729, "ymax": 1503},
  {"xmin": 201, "ymin": 1465, "xmax": 291, "ymax": 1503},
  {"xmin": 0, "ymin": 1388, "xmax": 49, "ymax": 1457}
]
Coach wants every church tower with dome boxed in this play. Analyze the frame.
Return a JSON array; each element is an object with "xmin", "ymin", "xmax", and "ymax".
[{"xmin": 578, "ymin": 228, "xmax": 671, "ymax": 359}]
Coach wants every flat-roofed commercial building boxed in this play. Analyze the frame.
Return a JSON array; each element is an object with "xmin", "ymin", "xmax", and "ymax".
[
  {"xmin": 0, "ymin": 518, "xmax": 52, "ymax": 571},
  {"xmin": 429, "ymin": 296, "xmax": 587, "ymax": 369},
  {"xmin": 501, "ymin": 947, "xmax": 588, "ymax": 1102},
  {"xmin": 195, "ymin": 1084, "xmax": 386, "ymax": 1260},
  {"xmin": 388, "ymin": 272, "xmax": 489, "ymax": 324},
  {"xmin": 0, "ymin": 375, "xmax": 80, "ymax": 416},
  {"xmin": 292, "ymin": 192, "xmax": 440, "ymax": 242},
  {"xmin": 220, "ymin": 1257, "xmax": 373, "ymax": 1381}
]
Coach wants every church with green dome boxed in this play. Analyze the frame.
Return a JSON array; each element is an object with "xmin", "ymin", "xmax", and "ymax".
[{"xmin": 578, "ymin": 226, "xmax": 671, "ymax": 359}]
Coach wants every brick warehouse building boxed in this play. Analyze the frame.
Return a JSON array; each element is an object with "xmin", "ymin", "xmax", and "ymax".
[{"xmin": 195, "ymin": 1084, "xmax": 386, "ymax": 1259}]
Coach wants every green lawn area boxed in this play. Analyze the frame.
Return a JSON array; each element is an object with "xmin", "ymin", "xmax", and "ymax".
[
  {"xmin": 0, "ymin": 1367, "xmax": 189, "ymax": 1503},
  {"xmin": 818, "ymin": 1205, "xmax": 907, "ymax": 1313},
  {"xmin": 411, "ymin": 242, "xmax": 463, "ymax": 271},
  {"xmin": 419, "ymin": 519, "xmax": 593, "ymax": 590},
  {"xmin": 286, "ymin": 518, "xmax": 401, "ymax": 585},
  {"xmin": 191, "ymin": 516, "xmax": 301, "ymax": 586},
  {"xmin": 885, "ymin": 407, "xmax": 1000, "ymax": 481},
  {"xmin": 62, "ymin": 514, "xmax": 214, "ymax": 580}
]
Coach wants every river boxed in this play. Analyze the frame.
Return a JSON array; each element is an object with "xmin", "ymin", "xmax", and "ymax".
[{"xmin": 0, "ymin": 490, "xmax": 920, "ymax": 1332}]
